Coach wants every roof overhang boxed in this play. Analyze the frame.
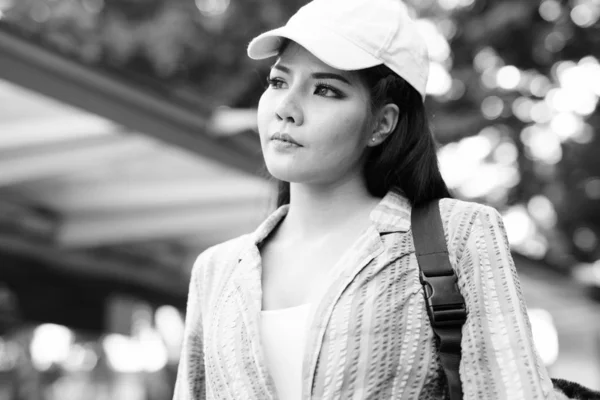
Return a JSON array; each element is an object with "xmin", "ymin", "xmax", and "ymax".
[{"xmin": 0, "ymin": 26, "xmax": 264, "ymax": 174}]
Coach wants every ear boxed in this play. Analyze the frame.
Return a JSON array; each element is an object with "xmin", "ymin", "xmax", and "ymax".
[{"xmin": 367, "ymin": 103, "xmax": 400, "ymax": 146}]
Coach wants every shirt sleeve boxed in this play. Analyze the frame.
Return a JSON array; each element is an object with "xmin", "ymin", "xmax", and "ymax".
[
  {"xmin": 173, "ymin": 256, "xmax": 207, "ymax": 400},
  {"xmin": 455, "ymin": 205, "xmax": 557, "ymax": 400}
]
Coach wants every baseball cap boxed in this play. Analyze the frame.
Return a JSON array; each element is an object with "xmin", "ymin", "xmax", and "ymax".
[{"xmin": 247, "ymin": 0, "xmax": 430, "ymax": 100}]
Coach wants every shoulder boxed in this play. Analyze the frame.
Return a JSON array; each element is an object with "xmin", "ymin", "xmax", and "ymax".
[
  {"xmin": 438, "ymin": 197, "xmax": 503, "ymax": 235},
  {"xmin": 436, "ymin": 198, "xmax": 506, "ymax": 262},
  {"xmin": 195, "ymin": 234, "xmax": 253, "ymax": 264},
  {"xmin": 438, "ymin": 197, "xmax": 499, "ymax": 218},
  {"xmin": 189, "ymin": 233, "xmax": 253, "ymax": 286}
]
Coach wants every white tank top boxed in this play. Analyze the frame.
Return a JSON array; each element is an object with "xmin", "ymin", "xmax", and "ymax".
[{"xmin": 260, "ymin": 303, "xmax": 312, "ymax": 400}]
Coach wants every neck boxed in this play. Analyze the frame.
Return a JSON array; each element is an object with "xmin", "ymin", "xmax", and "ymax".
[{"xmin": 279, "ymin": 174, "xmax": 380, "ymax": 242}]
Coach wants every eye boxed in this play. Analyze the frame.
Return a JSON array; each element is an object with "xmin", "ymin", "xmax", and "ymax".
[
  {"xmin": 266, "ymin": 77, "xmax": 286, "ymax": 89},
  {"xmin": 314, "ymin": 83, "xmax": 344, "ymax": 99}
]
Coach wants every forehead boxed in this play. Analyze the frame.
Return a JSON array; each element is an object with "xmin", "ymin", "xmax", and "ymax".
[{"xmin": 275, "ymin": 42, "xmax": 360, "ymax": 83}]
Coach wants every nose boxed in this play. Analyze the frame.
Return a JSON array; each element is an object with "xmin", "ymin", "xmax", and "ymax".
[{"xmin": 274, "ymin": 92, "xmax": 304, "ymax": 126}]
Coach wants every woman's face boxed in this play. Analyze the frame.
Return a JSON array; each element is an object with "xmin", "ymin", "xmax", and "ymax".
[{"xmin": 257, "ymin": 42, "xmax": 373, "ymax": 186}]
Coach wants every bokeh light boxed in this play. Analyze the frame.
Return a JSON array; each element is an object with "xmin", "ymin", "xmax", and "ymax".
[
  {"xmin": 573, "ymin": 227, "xmax": 598, "ymax": 252},
  {"xmin": 474, "ymin": 47, "xmax": 502, "ymax": 73},
  {"xmin": 529, "ymin": 308, "xmax": 559, "ymax": 366},
  {"xmin": 437, "ymin": 0, "xmax": 475, "ymax": 10},
  {"xmin": 417, "ymin": 19, "xmax": 451, "ymax": 62},
  {"xmin": 527, "ymin": 195, "xmax": 558, "ymax": 228},
  {"xmin": 30, "ymin": 324, "xmax": 74, "ymax": 371},
  {"xmin": 155, "ymin": 305, "xmax": 185, "ymax": 362},
  {"xmin": 539, "ymin": 0, "xmax": 563, "ymax": 22},
  {"xmin": 195, "ymin": 0, "xmax": 230, "ymax": 17},
  {"xmin": 426, "ymin": 62, "xmax": 453, "ymax": 96},
  {"xmin": 584, "ymin": 178, "xmax": 600, "ymax": 200},
  {"xmin": 481, "ymin": 96, "xmax": 504, "ymax": 119},
  {"xmin": 497, "ymin": 66, "xmax": 521, "ymax": 90},
  {"xmin": 570, "ymin": 3, "xmax": 600, "ymax": 27}
]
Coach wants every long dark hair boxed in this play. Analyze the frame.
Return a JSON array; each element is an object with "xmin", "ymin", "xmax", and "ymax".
[{"xmin": 272, "ymin": 63, "xmax": 451, "ymax": 208}]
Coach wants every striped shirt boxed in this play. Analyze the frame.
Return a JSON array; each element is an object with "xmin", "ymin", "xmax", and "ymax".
[{"xmin": 173, "ymin": 191, "xmax": 558, "ymax": 399}]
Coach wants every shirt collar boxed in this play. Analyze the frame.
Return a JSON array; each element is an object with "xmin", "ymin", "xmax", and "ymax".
[
  {"xmin": 249, "ymin": 190, "xmax": 412, "ymax": 247},
  {"xmin": 369, "ymin": 190, "xmax": 412, "ymax": 234},
  {"xmin": 250, "ymin": 203, "xmax": 290, "ymax": 246}
]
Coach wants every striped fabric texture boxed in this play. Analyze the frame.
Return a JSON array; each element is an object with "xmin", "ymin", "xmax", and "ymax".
[{"xmin": 173, "ymin": 191, "xmax": 559, "ymax": 399}]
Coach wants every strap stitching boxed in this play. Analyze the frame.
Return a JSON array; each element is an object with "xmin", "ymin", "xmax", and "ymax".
[{"xmin": 416, "ymin": 250, "xmax": 449, "ymax": 256}]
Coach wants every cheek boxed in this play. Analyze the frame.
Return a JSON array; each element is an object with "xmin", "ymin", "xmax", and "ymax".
[
  {"xmin": 314, "ymin": 109, "xmax": 370, "ymax": 156},
  {"xmin": 257, "ymin": 92, "xmax": 273, "ymax": 142}
]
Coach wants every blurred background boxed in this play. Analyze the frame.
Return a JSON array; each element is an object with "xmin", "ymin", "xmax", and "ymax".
[{"xmin": 0, "ymin": 0, "xmax": 599, "ymax": 398}]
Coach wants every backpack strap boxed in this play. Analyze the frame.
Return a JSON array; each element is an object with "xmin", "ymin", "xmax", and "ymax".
[{"xmin": 411, "ymin": 200, "xmax": 467, "ymax": 400}]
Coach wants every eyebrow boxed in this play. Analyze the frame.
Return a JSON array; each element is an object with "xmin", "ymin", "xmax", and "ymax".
[{"xmin": 271, "ymin": 64, "xmax": 352, "ymax": 86}]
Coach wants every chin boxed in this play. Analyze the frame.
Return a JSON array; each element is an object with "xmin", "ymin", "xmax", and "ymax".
[
  {"xmin": 264, "ymin": 158, "xmax": 312, "ymax": 183},
  {"xmin": 262, "ymin": 149, "xmax": 349, "ymax": 185},
  {"xmin": 265, "ymin": 164, "xmax": 304, "ymax": 183},
  {"xmin": 265, "ymin": 161, "xmax": 345, "ymax": 187}
]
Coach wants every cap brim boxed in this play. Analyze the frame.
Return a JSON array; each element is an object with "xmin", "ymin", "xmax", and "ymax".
[{"xmin": 247, "ymin": 25, "xmax": 382, "ymax": 72}]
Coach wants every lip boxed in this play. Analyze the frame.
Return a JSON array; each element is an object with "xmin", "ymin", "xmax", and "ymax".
[{"xmin": 270, "ymin": 132, "xmax": 302, "ymax": 146}]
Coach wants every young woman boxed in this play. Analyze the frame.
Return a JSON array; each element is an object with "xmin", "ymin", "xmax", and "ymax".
[{"xmin": 173, "ymin": 0, "xmax": 568, "ymax": 399}]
